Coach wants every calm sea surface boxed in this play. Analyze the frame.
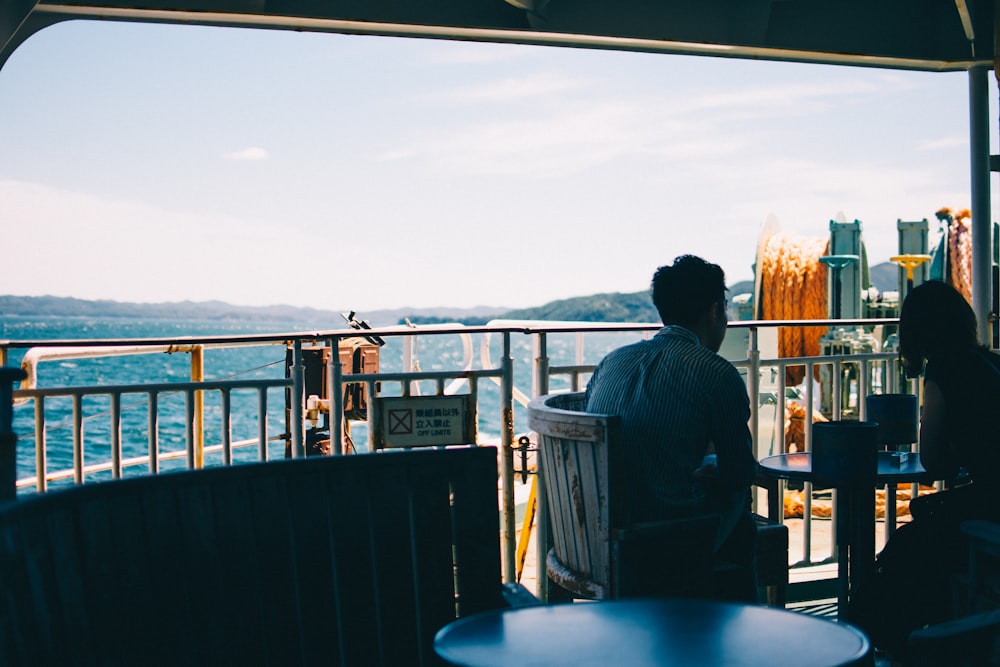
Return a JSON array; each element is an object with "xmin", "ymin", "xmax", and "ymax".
[{"xmin": 2, "ymin": 316, "xmax": 640, "ymax": 490}]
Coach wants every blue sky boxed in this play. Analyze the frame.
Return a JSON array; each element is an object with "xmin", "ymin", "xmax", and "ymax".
[{"xmin": 0, "ymin": 19, "xmax": 993, "ymax": 312}]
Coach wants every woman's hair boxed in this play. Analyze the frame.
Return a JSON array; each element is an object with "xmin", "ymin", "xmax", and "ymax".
[
  {"xmin": 898, "ymin": 280, "xmax": 979, "ymax": 377},
  {"xmin": 651, "ymin": 255, "xmax": 726, "ymax": 327}
]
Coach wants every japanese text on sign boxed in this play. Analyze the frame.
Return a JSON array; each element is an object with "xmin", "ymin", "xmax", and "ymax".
[{"xmin": 377, "ymin": 396, "xmax": 470, "ymax": 448}]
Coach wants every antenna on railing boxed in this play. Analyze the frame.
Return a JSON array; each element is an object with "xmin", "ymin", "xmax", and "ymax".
[{"xmin": 341, "ymin": 311, "xmax": 386, "ymax": 347}]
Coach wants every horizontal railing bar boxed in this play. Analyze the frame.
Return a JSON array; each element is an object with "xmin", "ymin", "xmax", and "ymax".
[
  {"xmin": 15, "ymin": 435, "xmax": 283, "ymax": 489},
  {"xmin": 746, "ymin": 352, "xmax": 897, "ymax": 366},
  {"xmin": 547, "ymin": 364, "xmax": 596, "ymax": 375},
  {"xmin": 0, "ymin": 317, "xmax": 901, "ymax": 351},
  {"xmin": 346, "ymin": 369, "xmax": 502, "ymax": 383},
  {"xmin": 549, "ymin": 352, "xmax": 898, "ymax": 376},
  {"xmin": 13, "ymin": 378, "xmax": 291, "ymax": 399}
]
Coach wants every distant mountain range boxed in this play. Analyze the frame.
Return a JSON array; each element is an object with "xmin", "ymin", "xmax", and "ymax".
[
  {"xmin": 0, "ymin": 262, "xmax": 903, "ymax": 327},
  {"xmin": 0, "ymin": 295, "xmax": 507, "ymax": 328}
]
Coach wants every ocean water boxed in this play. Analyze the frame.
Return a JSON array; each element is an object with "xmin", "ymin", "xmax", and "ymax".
[{"xmin": 2, "ymin": 316, "xmax": 641, "ymax": 490}]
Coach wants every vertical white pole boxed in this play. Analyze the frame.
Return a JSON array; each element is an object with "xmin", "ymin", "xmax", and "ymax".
[{"xmin": 969, "ymin": 66, "xmax": 992, "ymax": 344}]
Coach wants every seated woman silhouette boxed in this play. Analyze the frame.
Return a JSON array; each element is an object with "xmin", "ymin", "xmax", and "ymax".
[{"xmin": 855, "ymin": 280, "xmax": 1000, "ymax": 657}]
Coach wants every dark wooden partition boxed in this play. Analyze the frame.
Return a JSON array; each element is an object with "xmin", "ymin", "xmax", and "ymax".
[{"xmin": 0, "ymin": 446, "xmax": 508, "ymax": 666}]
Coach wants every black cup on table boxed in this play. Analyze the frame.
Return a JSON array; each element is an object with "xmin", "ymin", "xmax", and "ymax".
[
  {"xmin": 812, "ymin": 420, "xmax": 879, "ymax": 485},
  {"xmin": 865, "ymin": 393, "xmax": 918, "ymax": 446}
]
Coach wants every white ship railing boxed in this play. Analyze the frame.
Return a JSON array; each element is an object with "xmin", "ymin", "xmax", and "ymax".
[
  {"xmin": 0, "ymin": 317, "xmax": 908, "ymax": 589},
  {"xmin": 14, "ymin": 378, "xmax": 290, "ymax": 491}
]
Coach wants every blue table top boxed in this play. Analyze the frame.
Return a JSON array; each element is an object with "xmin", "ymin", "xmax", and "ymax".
[
  {"xmin": 435, "ymin": 598, "xmax": 872, "ymax": 667},
  {"xmin": 760, "ymin": 451, "xmax": 928, "ymax": 484}
]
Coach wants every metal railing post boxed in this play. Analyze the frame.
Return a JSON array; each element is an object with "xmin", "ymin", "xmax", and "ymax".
[
  {"xmin": 185, "ymin": 389, "xmax": 196, "ymax": 470},
  {"xmin": 73, "ymin": 394, "xmax": 84, "ymax": 484},
  {"xmin": 34, "ymin": 397, "xmax": 46, "ymax": 493},
  {"xmin": 747, "ymin": 325, "xmax": 767, "ymax": 522},
  {"xmin": 148, "ymin": 392, "xmax": 159, "ymax": 473},
  {"xmin": 804, "ymin": 361, "xmax": 815, "ymax": 562},
  {"xmin": 191, "ymin": 345, "xmax": 204, "ymax": 469},
  {"xmin": 533, "ymin": 332, "xmax": 550, "ymax": 600},
  {"xmin": 329, "ymin": 337, "xmax": 345, "ymax": 455},
  {"xmin": 110, "ymin": 391, "xmax": 122, "ymax": 478},
  {"xmin": 220, "ymin": 390, "xmax": 231, "ymax": 465},
  {"xmin": 534, "ymin": 333, "xmax": 549, "ymax": 398},
  {"xmin": 366, "ymin": 379, "xmax": 379, "ymax": 451},
  {"xmin": 830, "ymin": 360, "xmax": 842, "ymax": 559},
  {"xmin": 500, "ymin": 331, "xmax": 516, "ymax": 583},
  {"xmin": 258, "ymin": 387, "xmax": 269, "ymax": 461},
  {"xmin": 575, "ymin": 331, "xmax": 586, "ymax": 387},
  {"xmin": 469, "ymin": 376, "xmax": 479, "ymax": 446},
  {"xmin": 289, "ymin": 340, "xmax": 305, "ymax": 458}
]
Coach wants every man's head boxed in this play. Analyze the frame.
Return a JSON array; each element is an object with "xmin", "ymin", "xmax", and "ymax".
[{"xmin": 651, "ymin": 255, "xmax": 728, "ymax": 351}]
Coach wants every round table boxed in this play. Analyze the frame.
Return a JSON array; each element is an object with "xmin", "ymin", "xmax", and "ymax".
[
  {"xmin": 435, "ymin": 598, "xmax": 872, "ymax": 667},
  {"xmin": 759, "ymin": 451, "xmax": 928, "ymax": 485},
  {"xmin": 759, "ymin": 451, "xmax": 930, "ymax": 622}
]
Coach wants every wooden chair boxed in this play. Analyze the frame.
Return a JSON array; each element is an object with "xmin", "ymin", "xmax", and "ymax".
[
  {"xmin": 0, "ymin": 446, "xmax": 532, "ymax": 666},
  {"xmin": 527, "ymin": 391, "xmax": 788, "ymax": 605}
]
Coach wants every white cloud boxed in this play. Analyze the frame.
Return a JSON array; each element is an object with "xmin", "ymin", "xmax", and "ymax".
[
  {"xmin": 678, "ymin": 78, "xmax": 892, "ymax": 114},
  {"xmin": 222, "ymin": 147, "xmax": 270, "ymax": 161},
  {"xmin": 371, "ymin": 147, "xmax": 417, "ymax": 162},
  {"xmin": 420, "ymin": 41, "xmax": 537, "ymax": 66},
  {"xmin": 437, "ymin": 72, "xmax": 590, "ymax": 103},
  {"xmin": 916, "ymin": 136, "xmax": 967, "ymax": 151},
  {"xmin": 368, "ymin": 69, "xmax": 921, "ymax": 181}
]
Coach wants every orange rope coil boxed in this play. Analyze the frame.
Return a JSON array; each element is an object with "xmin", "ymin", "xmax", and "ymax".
[
  {"xmin": 949, "ymin": 208, "xmax": 972, "ymax": 304},
  {"xmin": 759, "ymin": 233, "xmax": 829, "ymax": 385}
]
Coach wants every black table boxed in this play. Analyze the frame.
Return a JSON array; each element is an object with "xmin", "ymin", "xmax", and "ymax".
[
  {"xmin": 435, "ymin": 598, "xmax": 872, "ymax": 667},
  {"xmin": 759, "ymin": 452, "xmax": 929, "ymax": 621}
]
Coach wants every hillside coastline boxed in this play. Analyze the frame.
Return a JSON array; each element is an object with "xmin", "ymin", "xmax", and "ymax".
[{"xmin": 0, "ymin": 262, "xmax": 898, "ymax": 328}]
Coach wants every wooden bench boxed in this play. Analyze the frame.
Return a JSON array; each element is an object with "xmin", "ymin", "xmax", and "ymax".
[
  {"xmin": 0, "ymin": 446, "xmax": 531, "ymax": 665},
  {"xmin": 527, "ymin": 391, "xmax": 788, "ymax": 605}
]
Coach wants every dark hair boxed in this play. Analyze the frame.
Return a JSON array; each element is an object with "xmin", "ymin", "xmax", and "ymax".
[
  {"xmin": 898, "ymin": 280, "xmax": 979, "ymax": 377},
  {"xmin": 651, "ymin": 255, "xmax": 727, "ymax": 327}
]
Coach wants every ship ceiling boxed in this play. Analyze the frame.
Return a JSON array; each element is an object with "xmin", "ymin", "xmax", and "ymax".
[{"xmin": 2, "ymin": 0, "xmax": 997, "ymax": 72}]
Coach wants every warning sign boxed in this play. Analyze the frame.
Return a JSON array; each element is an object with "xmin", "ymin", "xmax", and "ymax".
[
  {"xmin": 377, "ymin": 395, "xmax": 472, "ymax": 448},
  {"xmin": 388, "ymin": 408, "xmax": 413, "ymax": 435}
]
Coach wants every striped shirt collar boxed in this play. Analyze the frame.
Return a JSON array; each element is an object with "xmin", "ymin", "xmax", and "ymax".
[{"xmin": 656, "ymin": 324, "xmax": 702, "ymax": 347}]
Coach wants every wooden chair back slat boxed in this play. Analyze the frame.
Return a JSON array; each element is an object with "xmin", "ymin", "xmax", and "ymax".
[{"xmin": 569, "ymin": 437, "xmax": 610, "ymax": 586}]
